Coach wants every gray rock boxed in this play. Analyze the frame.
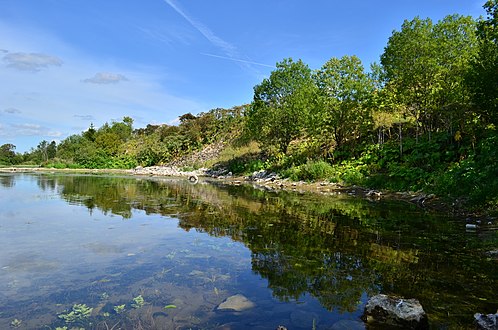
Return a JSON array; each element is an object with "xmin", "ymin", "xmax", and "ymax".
[
  {"xmin": 474, "ymin": 312, "xmax": 498, "ymax": 330},
  {"xmin": 290, "ymin": 310, "xmax": 319, "ymax": 328},
  {"xmin": 329, "ymin": 319, "xmax": 365, "ymax": 330},
  {"xmin": 217, "ymin": 294, "xmax": 255, "ymax": 312},
  {"xmin": 362, "ymin": 294, "xmax": 428, "ymax": 329}
]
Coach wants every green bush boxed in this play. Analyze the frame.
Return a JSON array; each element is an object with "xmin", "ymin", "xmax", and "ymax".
[{"xmin": 283, "ymin": 160, "xmax": 334, "ymax": 182}]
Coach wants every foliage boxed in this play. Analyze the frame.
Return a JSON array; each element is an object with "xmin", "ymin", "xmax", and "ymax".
[
  {"xmin": 467, "ymin": 0, "xmax": 498, "ymax": 126},
  {"xmin": 131, "ymin": 295, "xmax": 145, "ymax": 309},
  {"xmin": 15, "ymin": 5, "xmax": 498, "ymax": 212},
  {"xmin": 113, "ymin": 304, "xmax": 126, "ymax": 314},
  {"xmin": 247, "ymin": 58, "xmax": 317, "ymax": 154},
  {"xmin": 314, "ymin": 55, "xmax": 374, "ymax": 151},
  {"xmin": 282, "ymin": 160, "xmax": 335, "ymax": 182},
  {"xmin": 58, "ymin": 303, "xmax": 93, "ymax": 324}
]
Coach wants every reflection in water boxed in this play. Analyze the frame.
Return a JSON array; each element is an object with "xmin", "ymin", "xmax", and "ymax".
[
  {"xmin": 0, "ymin": 173, "xmax": 496, "ymax": 329},
  {"xmin": 0, "ymin": 173, "xmax": 15, "ymax": 188}
]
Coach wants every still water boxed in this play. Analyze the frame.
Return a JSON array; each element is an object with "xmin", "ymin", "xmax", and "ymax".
[{"xmin": 0, "ymin": 173, "xmax": 496, "ymax": 329}]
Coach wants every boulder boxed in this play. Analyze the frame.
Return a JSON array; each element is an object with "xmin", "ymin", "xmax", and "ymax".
[
  {"xmin": 362, "ymin": 294, "xmax": 428, "ymax": 329},
  {"xmin": 217, "ymin": 294, "xmax": 255, "ymax": 312},
  {"xmin": 474, "ymin": 312, "xmax": 498, "ymax": 330}
]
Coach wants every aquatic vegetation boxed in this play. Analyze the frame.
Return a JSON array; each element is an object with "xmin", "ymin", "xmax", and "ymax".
[
  {"xmin": 113, "ymin": 304, "xmax": 126, "ymax": 314},
  {"xmin": 58, "ymin": 303, "xmax": 93, "ymax": 324},
  {"xmin": 100, "ymin": 292, "xmax": 109, "ymax": 301},
  {"xmin": 131, "ymin": 295, "xmax": 145, "ymax": 309},
  {"xmin": 10, "ymin": 318, "xmax": 22, "ymax": 328},
  {"xmin": 163, "ymin": 304, "xmax": 177, "ymax": 309}
]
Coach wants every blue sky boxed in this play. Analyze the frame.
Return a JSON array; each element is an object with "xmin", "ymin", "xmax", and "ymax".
[{"xmin": 0, "ymin": 0, "xmax": 485, "ymax": 152}]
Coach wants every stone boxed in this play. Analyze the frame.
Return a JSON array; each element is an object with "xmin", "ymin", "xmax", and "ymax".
[
  {"xmin": 217, "ymin": 294, "xmax": 255, "ymax": 312},
  {"xmin": 362, "ymin": 294, "xmax": 428, "ymax": 329},
  {"xmin": 290, "ymin": 310, "xmax": 319, "ymax": 328},
  {"xmin": 329, "ymin": 319, "xmax": 366, "ymax": 330},
  {"xmin": 474, "ymin": 312, "xmax": 498, "ymax": 330}
]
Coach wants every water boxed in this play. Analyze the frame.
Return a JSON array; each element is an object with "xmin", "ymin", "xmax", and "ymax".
[{"xmin": 0, "ymin": 173, "xmax": 496, "ymax": 329}]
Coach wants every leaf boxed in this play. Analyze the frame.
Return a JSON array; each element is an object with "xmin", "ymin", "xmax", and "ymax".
[{"xmin": 164, "ymin": 304, "xmax": 177, "ymax": 309}]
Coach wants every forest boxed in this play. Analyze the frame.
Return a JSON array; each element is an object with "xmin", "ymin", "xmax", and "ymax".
[{"xmin": 1, "ymin": 2, "xmax": 497, "ymax": 213}]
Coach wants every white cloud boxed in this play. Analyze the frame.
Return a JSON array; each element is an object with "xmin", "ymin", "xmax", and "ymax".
[
  {"xmin": 83, "ymin": 72, "xmax": 129, "ymax": 84},
  {"xmin": 10, "ymin": 123, "xmax": 62, "ymax": 137},
  {"xmin": 3, "ymin": 52, "xmax": 63, "ymax": 72},
  {"xmin": 74, "ymin": 114, "xmax": 95, "ymax": 121},
  {"xmin": 4, "ymin": 108, "xmax": 22, "ymax": 114}
]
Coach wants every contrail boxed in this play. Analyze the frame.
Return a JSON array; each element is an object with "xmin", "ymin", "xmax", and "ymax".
[
  {"xmin": 201, "ymin": 53, "xmax": 275, "ymax": 68},
  {"xmin": 163, "ymin": 0, "xmax": 236, "ymax": 57}
]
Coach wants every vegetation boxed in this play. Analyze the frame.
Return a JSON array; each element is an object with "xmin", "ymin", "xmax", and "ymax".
[{"xmin": 4, "ymin": 3, "xmax": 498, "ymax": 212}]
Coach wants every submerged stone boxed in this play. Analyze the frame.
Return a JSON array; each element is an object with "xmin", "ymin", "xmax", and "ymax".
[
  {"xmin": 329, "ymin": 319, "xmax": 366, "ymax": 330},
  {"xmin": 362, "ymin": 294, "xmax": 428, "ymax": 329},
  {"xmin": 217, "ymin": 294, "xmax": 255, "ymax": 312},
  {"xmin": 474, "ymin": 312, "xmax": 498, "ymax": 330}
]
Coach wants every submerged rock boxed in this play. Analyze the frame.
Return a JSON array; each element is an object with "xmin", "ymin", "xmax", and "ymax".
[
  {"xmin": 474, "ymin": 312, "xmax": 498, "ymax": 330},
  {"xmin": 290, "ymin": 309, "xmax": 319, "ymax": 328},
  {"xmin": 329, "ymin": 319, "xmax": 366, "ymax": 330},
  {"xmin": 217, "ymin": 294, "xmax": 255, "ymax": 312},
  {"xmin": 362, "ymin": 294, "xmax": 428, "ymax": 329}
]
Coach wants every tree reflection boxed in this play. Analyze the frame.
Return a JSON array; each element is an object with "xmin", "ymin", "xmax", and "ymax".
[
  {"xmin": 47, "ymin": 175, "xmax": 497, "ymax": 325},
  {"xmin": 0, "ymin": 174, "xmax": 15, "ymax": 188}
]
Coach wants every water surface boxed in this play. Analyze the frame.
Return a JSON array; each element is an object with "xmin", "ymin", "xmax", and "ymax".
[{"xmin": 0, "ymin": 173, "xmax": 496, "ymax": 329}]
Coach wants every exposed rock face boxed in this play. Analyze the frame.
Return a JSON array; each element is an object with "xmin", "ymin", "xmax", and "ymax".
[
  {"xmin": 362, "ymin": 294, "xmax": 428, "ymax": 329},
  {"xmin": 216, "ymin": 294, "xmax": 255, "ymax": 312},
  {"xmin": 474, "ymin": 312, "xmax": 498, "ymax": 330}
]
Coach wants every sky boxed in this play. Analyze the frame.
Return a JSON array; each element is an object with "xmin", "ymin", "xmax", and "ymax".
[{"xmin": 0, "ymin": 0, "xmax": 486, "ymax": 152}]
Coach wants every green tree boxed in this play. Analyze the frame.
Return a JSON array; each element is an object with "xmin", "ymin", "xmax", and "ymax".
[
  {"xmin": 381, "ymin": 15, "xmax": 477, "ymax": 140},
  {"xmin": 248, "ymin": 58, "xmax": 316, "ymax": 154},
  {"xmin": 0, "ymin": 144, "xmax": 17, "ymax": 165},
  {"xmin": 468, "ymin": 0, "xmax": 498, "ymax": 126},
  {"xmin": 314, "ymin": 55, "xmax": 374, "ymax": 152},
  {"xmin": 47, "ymin": 141, "xmax": 57, "ymax": 160}
]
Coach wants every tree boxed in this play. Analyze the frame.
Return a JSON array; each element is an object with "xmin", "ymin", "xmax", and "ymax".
[
  {"xmin": 381, "ymin": 15, "xmax": 477, "ymax": 140},
  {"xmin": 468, "ymin": 0, "xmax": 498, "ymax": 126},
  {"xmin": 314, "ymin": 55, "xmax": 374, "ymax": 151},
  {"xmin": 0, "ymin": 144, "xmax": 17, "ymax": 165},
  {"xmin": 47, "ymin": 141, "xmax": 57, "ymax": 160},
  {"xmin": 247, "ymin": 58, "xmax": 317, "ymax": 154}
]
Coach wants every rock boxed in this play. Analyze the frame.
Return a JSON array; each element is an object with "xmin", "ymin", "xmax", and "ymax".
[
  {"xmin": 329, "ymin": 319, "xmax": 365, "ymax": 330},
  {"xmin": 217, "ymin": 294, "xmax": 255, "ymax": 312},
  {"xmin": 362, "ymin": 294, "xmax": 428, "ymax": 329},
  {"xmin": 474, "ymin": 312, "xmax": 498, "ymax": 330},
  {"xmin": 290, "ymin": 310, "xmax": 319, "ymax": 328},
  {"xmin": 486, "ymin": 249, "xmax": 498, "ymax": 260}
]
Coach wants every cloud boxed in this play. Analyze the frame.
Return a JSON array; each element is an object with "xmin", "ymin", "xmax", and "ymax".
[
  {"xmin": 11, "ymin": 123, "xmax": 62, "ymax": 137},
  {"xmin": 4, "ymin": 108, "xmax": 22, "ymax": 114},
  {"xmin": 83, "ymin": 72, "xmax": 129, "ymax": 84},
  {"xmin": 74, "ymin": 114, "xmax": 95, "ymax": 121},
  {"xmin": 3, "ymin": 52, "xmax": 63, "ymax": 71}
]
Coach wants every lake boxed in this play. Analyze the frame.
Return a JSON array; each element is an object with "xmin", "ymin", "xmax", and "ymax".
[{"xmin": 0, "ymin": 173, "xmax": 496, "ymax": 329}]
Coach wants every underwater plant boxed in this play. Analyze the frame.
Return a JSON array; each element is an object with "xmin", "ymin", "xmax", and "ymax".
[
  {"xmin": 113, "ymin": 304, "xmax": 126, "ymax": 314},
  {"xmin": 131, "ymin": 295, "xmax": 145, "ymax": 309},
  {"xmin": 58, "ymin": 303, "xmax": 93, "ymax": 324}
]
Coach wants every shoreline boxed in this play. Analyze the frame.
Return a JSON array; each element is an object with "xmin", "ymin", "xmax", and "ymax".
[{"xmin": 0, "ymin": 166, "xmax": 487, "ymax": 220}]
